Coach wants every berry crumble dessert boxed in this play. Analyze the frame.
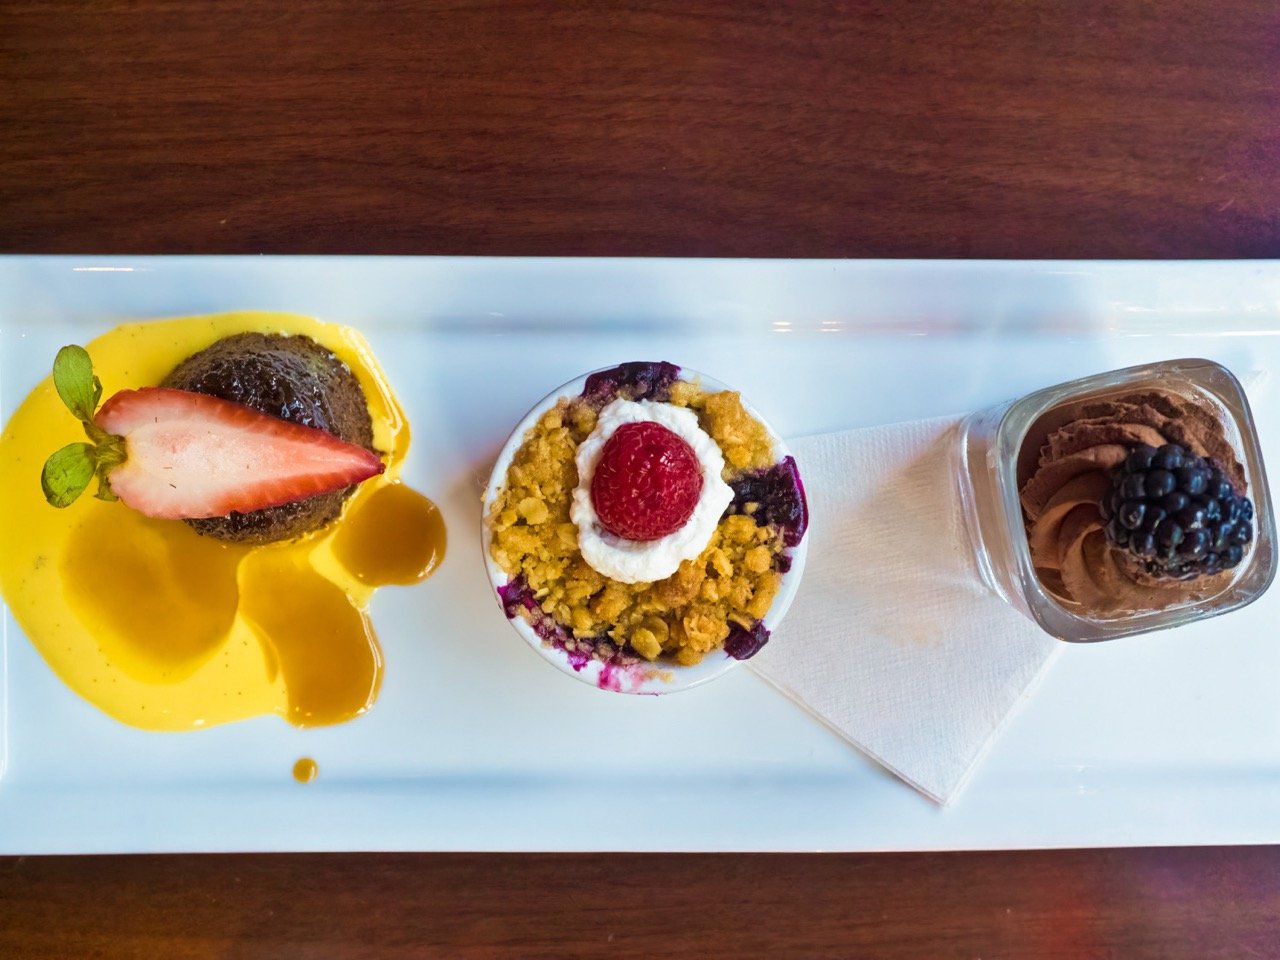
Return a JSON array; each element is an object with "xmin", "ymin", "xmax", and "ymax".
[{"xmin": 486, "ymin": 361, "xmax": 807, "ymax": 675}]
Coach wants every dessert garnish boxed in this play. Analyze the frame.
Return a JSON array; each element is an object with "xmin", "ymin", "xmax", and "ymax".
[
  {"xmin": 571, "ymin": 397, "xmax": 735, "ymax": 584},
  {"xmin": 41, "ymin": 345, "xmax": 384, "ymax": 520},
  {"xmin": 590, "ymin": 421, "xmax": 703, "ymax": 540},
  {"xmin": 487, "ymin": 361, "xmax": 807, "ymax": 676},
  {"xmin": 1100, "ymin": 442, "xmax": 1254, "ymax": 579}
]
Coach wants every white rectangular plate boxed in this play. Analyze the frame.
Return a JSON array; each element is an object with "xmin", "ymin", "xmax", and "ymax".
[{"xmin": 1, "ymin": 256, "xmax": 1278, "ymax": 854}]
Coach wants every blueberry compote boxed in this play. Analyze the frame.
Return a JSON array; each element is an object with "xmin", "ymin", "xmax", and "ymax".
[
  {"xmin": 727, "ymin": 456, "xmax": 809, "ymax": 549},
  {"xmin": 581, "ymin": 361, "xmax": 680, "ymax": 408},
  {"xmin": 724, "ymin": 620, "xmax": 771, "ymax": 660}
]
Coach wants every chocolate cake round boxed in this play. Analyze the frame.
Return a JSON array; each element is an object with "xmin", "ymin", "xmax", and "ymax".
[{"xmin": 162, "ymin": 332, "xmax": 376, "ymax": 544}]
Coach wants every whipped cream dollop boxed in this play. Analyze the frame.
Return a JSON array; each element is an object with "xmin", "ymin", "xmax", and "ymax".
[{"xmin": 572, "ymin": 398, "xmax": 733, "ymax": 584}]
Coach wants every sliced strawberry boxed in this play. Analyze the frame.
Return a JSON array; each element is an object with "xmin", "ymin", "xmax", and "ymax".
[{"xmin": 94, "ymin": 387, "xmax": 384, "ymax": 520}]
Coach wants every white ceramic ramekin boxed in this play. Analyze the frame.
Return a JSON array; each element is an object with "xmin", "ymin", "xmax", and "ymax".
[{"xmin": 481, "ymin": 364, "xmax": 808, "ymax": 693}]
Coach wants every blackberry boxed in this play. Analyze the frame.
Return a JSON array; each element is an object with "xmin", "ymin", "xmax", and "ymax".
[{"xmin": 1101, "ymin": 443, "xmax": 1254, "ymax": 580}]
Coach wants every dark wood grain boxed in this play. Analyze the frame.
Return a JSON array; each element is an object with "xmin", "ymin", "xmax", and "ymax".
[
  {"xmin": 1, "ymin": 849, "xmax": 1279, "ymax": 960},
  {"xmin": 1, "ymin": 0, "xmax": 1277, "ymax": 257},
  {"xmin": 4, "ymin": 2, "xmax": 1280, "ymax": 957}
]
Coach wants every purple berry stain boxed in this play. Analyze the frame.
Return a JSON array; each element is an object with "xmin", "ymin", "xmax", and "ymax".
[
  {"xmin": 498, "ymin": 577, "xmax": 567, "ymax": 645},
  {"xmin": 597, "ymin": 661, "xmax": 625, "ymax": 692},
  {"xmin": 498, "ymin": 575, "xmax": 651, "ymax": 689}
]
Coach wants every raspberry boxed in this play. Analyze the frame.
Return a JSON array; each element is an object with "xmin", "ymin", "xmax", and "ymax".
[{"xmin": 591, "ymin": 421, "xmax": 703, "ymax": 541}]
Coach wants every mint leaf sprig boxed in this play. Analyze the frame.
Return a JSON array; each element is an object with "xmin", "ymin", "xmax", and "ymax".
[{"xmin": 40, "ymin": 345, "xmax": 126, "ymax": 507}]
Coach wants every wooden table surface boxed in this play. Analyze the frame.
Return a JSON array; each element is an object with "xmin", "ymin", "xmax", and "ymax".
[{"xmin": 2, "ymin": 1, "xmax": 1278, "ymax": 957}]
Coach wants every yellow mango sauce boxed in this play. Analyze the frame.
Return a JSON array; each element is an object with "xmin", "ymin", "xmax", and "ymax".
[{"xmin": 0, "ymin": 312, "xmax": 445, "ymax": 731}]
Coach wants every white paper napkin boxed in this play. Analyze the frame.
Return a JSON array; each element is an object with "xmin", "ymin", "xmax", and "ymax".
[{"xmin": 751, "ymin": 416, "xmax": 1061, "ymax": 804}]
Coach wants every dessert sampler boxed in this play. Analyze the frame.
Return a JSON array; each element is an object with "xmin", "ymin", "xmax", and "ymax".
[
  {"xmin": 486, "ymin": 362, "xmax": 808, "ymax": 677},
  {"xmin": 0, "ymin": 313, "xmax": 444, "ymax": 731},
  {"xmin": 0, "ymin": 316, "xmax": 1269, "ymax": 731},
  {"xmin": 1019, "ymin": 388, "xmax": 1257, "ymax": 618}
]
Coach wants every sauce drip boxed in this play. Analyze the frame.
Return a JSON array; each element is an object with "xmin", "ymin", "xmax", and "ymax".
[
  {"xmin": 241, "ymin": 548, "xmax": 381, "ymax": 726},
  {"xmin": 332, "ymin": 482, "xmax": 447, "ymax": 585},
  {"xmin": 0, "ymin": 312, "xmax": 446, "ymax": 731},
  {"xmin": 292, "ymin": 757, "xmax": 319, "ymax": 783}
]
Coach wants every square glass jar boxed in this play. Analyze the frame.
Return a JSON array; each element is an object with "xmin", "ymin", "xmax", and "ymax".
[{"xmin": 955, "ymin": 358, "xmax": 1276, "ymax": 642}]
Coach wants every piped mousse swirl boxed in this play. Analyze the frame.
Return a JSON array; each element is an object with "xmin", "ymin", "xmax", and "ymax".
[{"xmin": 1020, "ymin": 390, "xmax": 1246, "ymax": 616}]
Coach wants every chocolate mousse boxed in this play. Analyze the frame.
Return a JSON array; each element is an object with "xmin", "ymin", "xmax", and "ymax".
[{"xmin": 1019, "ymin": 389, "xmax": 1249, "ymax": 616}]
